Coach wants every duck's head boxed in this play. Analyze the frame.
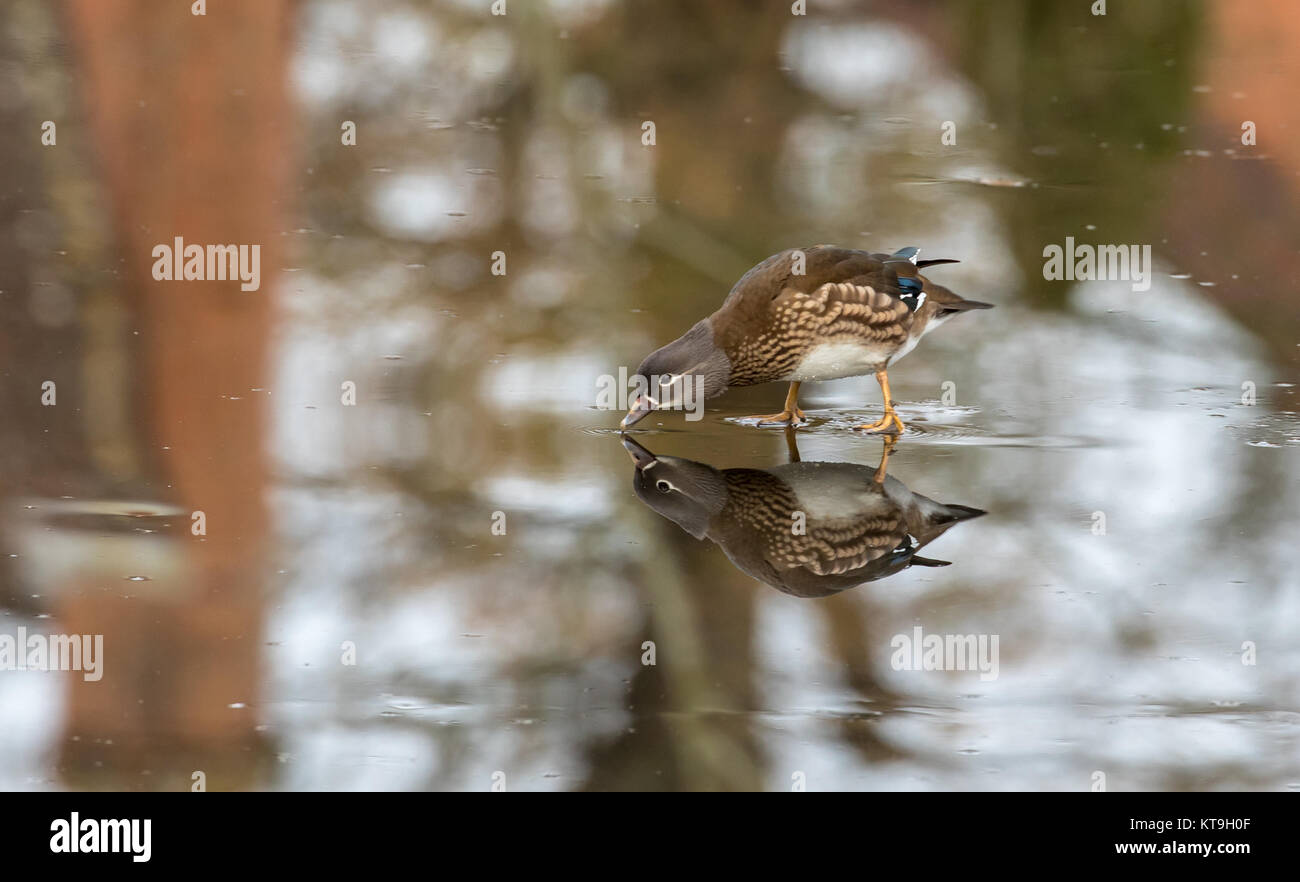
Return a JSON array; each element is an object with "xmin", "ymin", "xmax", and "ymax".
[
  {"xmin": 622, "ymin": 436, "xmax": 727, "ymax": 538},
  {"xmin": 621, "ymin": 320, "xmax": 731, "ymax": 428}
]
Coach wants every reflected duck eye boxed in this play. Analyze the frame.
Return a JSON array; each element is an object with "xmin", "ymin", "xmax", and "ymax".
[{"xmin": 656, "ymin": 480, "xmax": 671, "ymax": 493}]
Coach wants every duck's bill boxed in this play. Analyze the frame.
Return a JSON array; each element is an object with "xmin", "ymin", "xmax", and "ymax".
[
  {"xmin": 620, "ymin": 397, "xmax": 654, "ymax": 429},
  {"xmin": 620, "ymin": 435, "xmax": 657, "ymax": 469}
]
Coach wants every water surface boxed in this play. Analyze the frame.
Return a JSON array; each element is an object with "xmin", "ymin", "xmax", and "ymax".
[{"xmin": 0, "ymin": 0, "xmax": 1297, "ymax": 791}]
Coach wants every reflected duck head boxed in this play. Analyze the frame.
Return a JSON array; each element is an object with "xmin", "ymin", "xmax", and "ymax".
[{"xmin": 623, "ymin": 436, "xmax": 728, "ymax": 538}]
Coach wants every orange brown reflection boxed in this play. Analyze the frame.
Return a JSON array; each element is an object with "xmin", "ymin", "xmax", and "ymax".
[
  {"xmin": 623, "ymin": 434, "xmax": 985, "ymax": 599},
  {"xmin": 17, "ymin": 0, "xmax": 292, "ymax": 789}
]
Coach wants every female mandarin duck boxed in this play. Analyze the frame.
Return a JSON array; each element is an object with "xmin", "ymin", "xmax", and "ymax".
[
  {"xmin": 622, "ymin": 435, "xmax": 985, "ymax": 598},
  {"xmin": 621, "ymin": 245, "xmax": 992, "ymax": 434}
]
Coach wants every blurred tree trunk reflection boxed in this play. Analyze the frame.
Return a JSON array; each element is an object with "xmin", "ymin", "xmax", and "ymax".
[
  {"xmin": 1161, "ymin": 0, "xmax": 1300, "ymax": 372},
  {"xmin": 581, "ymin": 522, "xmax": 763, "ymax": 791},
  {"xmin": 51, "ymin": 0, "xmax": 292, "ymax": 789}
]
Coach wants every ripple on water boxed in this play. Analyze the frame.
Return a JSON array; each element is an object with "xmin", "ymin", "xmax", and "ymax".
[
  {"xmin": 577, "ymin": 423, "xmax": 702, "ymax": 438},
  {"xmin": 745, "ymin": 411, "xmax": 1105, "ymax": 449},
  {"xmin": 1225, "ymin": 408, "xmax": 1300, "ymax": 449},
  {"xmin": 592, "ymin": 411, "xmax": 1104, "ymax": 448}
]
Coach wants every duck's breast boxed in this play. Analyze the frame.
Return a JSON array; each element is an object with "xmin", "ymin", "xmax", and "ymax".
[{"xmin": 784, "ymin": 340, "xmax": 893, "ymax": 382}]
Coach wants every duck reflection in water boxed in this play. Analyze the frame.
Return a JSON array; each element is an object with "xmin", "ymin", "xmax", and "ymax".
[{"xmin": 624, "ymin": 433, "xmax": 985, "ymax": 598}]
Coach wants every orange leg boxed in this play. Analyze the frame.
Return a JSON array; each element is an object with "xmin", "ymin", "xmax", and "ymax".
[
  {"xmin": 873, "ymin": 435, "xmax": 897, "ymax": 484},
  {"xmin": 743, "ymin": 382, "xmax": 808, "ymax": 427},
  {"xmin": 855, "ymin": 370, "xmax": 906, "ymax": 435}
]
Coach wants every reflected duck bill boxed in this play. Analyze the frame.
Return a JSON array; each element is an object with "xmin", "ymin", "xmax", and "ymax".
[{"xmin": 621, "ymin": 435, "xmax": 657, "ymax": 468}]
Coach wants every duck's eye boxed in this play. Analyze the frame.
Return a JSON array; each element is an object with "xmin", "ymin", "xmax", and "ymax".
[{"xmin": 656, "ymin": 480, "xmax": 672, "ymax": 493}]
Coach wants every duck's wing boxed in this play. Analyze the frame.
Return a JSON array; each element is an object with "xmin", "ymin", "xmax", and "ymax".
[
  {"xmin": 720, "ymin": 465, "xmax": 909, "ymax": 579},
  {"xmin": 719, "ymin": 245, "xmax": 917, "ymax": 310},
  {"xmin": 766, "ymin": 462, "xmax": 912, "ymax": 576},
  {"xmin": 712, "ymin": 246, "xmax": 918, "ymax": 383}
]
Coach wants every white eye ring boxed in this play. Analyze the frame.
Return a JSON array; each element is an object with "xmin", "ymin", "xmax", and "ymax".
[
  {"xmin": 659, "ymin": 374, "xmax": 682, "ymax": 389},
  {"xmin": 656, "ymin": 480, "xmax": 673, "ymax": 493}
]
